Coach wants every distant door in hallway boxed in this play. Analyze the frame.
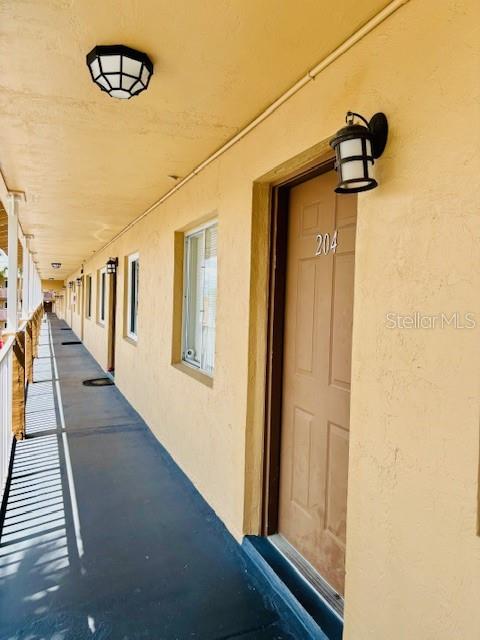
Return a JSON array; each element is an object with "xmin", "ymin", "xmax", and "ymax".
[
  {"xmin": 107, "ymin": 269, "xmax": 117, "ymax": 373},
  {"xmin": 278, "ymin": 169, "xmax": 356, "ymax": 596}
]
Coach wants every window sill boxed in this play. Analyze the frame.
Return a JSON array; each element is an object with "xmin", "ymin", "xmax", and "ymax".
[
  {"xmin": 123, "ymin": 334, "xmax": 138, "ymax": 347},
  {"xmin": 172, "ymin": 361, "xmax": 213, "ymax": 388}
]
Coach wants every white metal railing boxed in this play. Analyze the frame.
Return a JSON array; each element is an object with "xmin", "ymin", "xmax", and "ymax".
[
  {"xmin": 0, "ymin": 336, "xmax": 14, "ymax": 506},
  {"xmin": 0, "ymin": 189, "xmax": 44, "ymax": 506}
]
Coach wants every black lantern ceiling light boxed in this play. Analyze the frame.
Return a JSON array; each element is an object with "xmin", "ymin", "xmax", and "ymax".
[
  {"xmin": 330, "ymin": 111, "xmax": 388, "ymax": 194},
  {"xmin": 51, "ymin": 262, "xmax": 61, "ymax": 269},
  {"xmin": 106, "ymin": 257, "xmax": 118, "ymax": 275},
  {"xmin": 86, "ymin": 45, "xmax": 153, "ymax": 100}
]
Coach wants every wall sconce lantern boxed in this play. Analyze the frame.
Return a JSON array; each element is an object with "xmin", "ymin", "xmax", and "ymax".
[
  {"xmin": 330, "ymin": 111, "xmax": 388, "ymax": 194},
  {"xmin": 86, "ymin": 45, "xmax": 153, "ymax": 100},
  {"xmin": 68, "ymin": 281, "xmax": 74, "ymax": 289},
  {"xmin": 106, "ymin": 257, "xmax": 118, "ymax": 275},
  {"xmin": 51, "ymin": 262, "xmax": 61, "ymax": 269},
  {"xmin": 76, "ymin": 277, "xmax": 82, "ymax": 286}
]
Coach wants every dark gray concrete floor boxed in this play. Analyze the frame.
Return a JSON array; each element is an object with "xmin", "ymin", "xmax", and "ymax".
[{"xmin": 0, "ymin": 315, "xmax": 305, "ymax": 640}]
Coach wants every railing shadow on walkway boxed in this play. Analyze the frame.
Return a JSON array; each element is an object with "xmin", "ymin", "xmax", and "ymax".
[
  {"xmin": 0, "ymin": 315, "xmax": 307, "ymax": 640},
  {"xmin": 0, "ymin": 320, "xmax": 89, "ymax": 640}
]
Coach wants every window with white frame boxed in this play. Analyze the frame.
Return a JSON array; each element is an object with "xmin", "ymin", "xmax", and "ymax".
[
  {"xmin": 182, "ymin": 221, "xmax": 217, "ymax": 376},
  {"xmin": 98, "ymin": 267, "xmax": 106, "ymax": 324},
  {"xmin": 127, "ymin": 253, "xmax": 139, "ymax": 340},
  {"xmin": 86, "ymin": 275, "xmax": 92, "ymax": 318}
]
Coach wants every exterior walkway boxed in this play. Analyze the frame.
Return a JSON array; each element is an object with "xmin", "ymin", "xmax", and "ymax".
[{"xmin": 0, "ymin": 315, "xmax": 305, "ymax": 640}]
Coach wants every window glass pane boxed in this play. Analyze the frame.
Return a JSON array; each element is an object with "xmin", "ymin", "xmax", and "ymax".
[
  {"xmin": 183, "ymin": 223, "xmax": 217, "ymax": 375},
  {"xmin": 130, "ymin": 261, "xmax": 135, "ymax": 333},
  {"xmin": 87, "ymin": 276, "xmax": 92, "ymax": 317},
  {"xmin": 129, "ymin": 258, "xmax": 139, "ymax": 336},
  {"xmin": 135, "ymin": 260, "xmax": 139, "ymax": 332},
  {"xmin": 184, "ymin": 234, "xmax": 201, "ymax": 365},
  {"xmin": 201, "ymin": 225, "xmax": 217, "ymax": 375}
]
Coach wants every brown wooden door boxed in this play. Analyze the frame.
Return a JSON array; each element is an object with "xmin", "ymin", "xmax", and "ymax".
[{"xmin": 278, "ymin": 169, "xmax": 356, "ymax": 596}]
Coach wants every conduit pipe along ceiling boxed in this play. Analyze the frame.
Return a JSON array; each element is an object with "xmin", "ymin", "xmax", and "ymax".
[
  {"xmin": 86, "ymin": 45, "xmax": 153, "ymax": 99},
  {"xmin": 330, "ymin": 111, "xmax": 388, "ymax": 193}
]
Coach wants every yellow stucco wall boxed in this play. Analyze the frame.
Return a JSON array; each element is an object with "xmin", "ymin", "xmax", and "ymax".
[
  {"xmin": 65, "ymin": 2, "xmax": 480, "ymax": 638},
  {"xmin": 41, "ymin": 279, "xmax": 64, "ymax": 292}
]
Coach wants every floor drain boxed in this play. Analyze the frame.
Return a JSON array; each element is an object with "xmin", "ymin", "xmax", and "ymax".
[
  {"xmin": 62, "ymin": 341, "xmax": 82, "ymax": 345},
  {"xmin": 82, "ymin": 378, "xmax": 114, "ymax": 387}
]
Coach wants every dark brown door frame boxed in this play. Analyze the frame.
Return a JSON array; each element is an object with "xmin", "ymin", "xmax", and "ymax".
[
  {"xmin": 107, "ymin": 272, "xmax": 117, "ymax": 372},
  {"xmin": 262, "ymin": 157, "xmax": 335, "ymax": 536}
]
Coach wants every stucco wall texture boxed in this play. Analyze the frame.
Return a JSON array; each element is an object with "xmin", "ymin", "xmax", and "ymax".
[{"xmin": 65, "ymin": 2, "xmax": 480, "ymax": 638}]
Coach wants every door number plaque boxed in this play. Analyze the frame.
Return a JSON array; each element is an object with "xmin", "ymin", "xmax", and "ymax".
[{"xmin": 315, "ymin": 229, "xmax": 338, "ymax": 256}]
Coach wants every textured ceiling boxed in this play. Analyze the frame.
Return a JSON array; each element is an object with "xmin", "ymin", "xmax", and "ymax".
[{"xmin": 0, "ymin": 0, "xmax": 388, "ymax": 278}]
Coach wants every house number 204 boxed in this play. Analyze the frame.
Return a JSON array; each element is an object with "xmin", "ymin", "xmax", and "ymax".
[{"xmin": 315, "ymin": 229, "xmax": 338, "ymax": 256}]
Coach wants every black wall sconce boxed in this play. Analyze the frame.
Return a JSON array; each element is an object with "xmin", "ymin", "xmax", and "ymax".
[
  {"xmin": 68, "ymin": 281, "xmax": 74, "ymax": 289},
  {"xmin": 330, "ymin": 111, "xmax": 388, "ymax": 193},
  {"xmin": 106, "ymin": 257, "xmax": 118, "ymax": 275},
  {"xmin": 76, "ymin": 277, "xmax": 82, "ymax": 286}
]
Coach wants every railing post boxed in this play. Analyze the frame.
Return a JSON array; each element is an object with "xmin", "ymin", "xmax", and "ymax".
[
  {"xmin": 33, "ymin": 306, "xmax": 43, "ymax": 358},
  {"xmin": 6, "ymin": 194, "xmax": 19, "ymax": 335},
  {"xmin": 0, "ymin": 338, "xmax": 13, "ymax": 505},
  {"xmin": 12, "ymin": 330, "xmax": 26, "ymax": 441},
  {"xmin": 28, "ymin": 254, "xmax": 34, "ymax": 315},
  {"xmin": 22, "ymin": 234, "xmax": 33, "ymax": 321},
  {"xmin": 33, "ymin": 309, "xmax": 38, "ymax": 359},
  {"xmin": 25, "ymin": 319, "xmax": 33, "ymax": 384}
]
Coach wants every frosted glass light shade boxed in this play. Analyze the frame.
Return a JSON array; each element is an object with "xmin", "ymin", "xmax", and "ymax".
[
  {"xmin": 330, "ymin": 121, "xmax": 378, "ymax": 193},
  {"xmin": 106, "ymin": 258, "xmax": 118, "ymax": 274},
  {"xmin": 86, "ymin": 45, "xmax": 153, "ymax": 100}
]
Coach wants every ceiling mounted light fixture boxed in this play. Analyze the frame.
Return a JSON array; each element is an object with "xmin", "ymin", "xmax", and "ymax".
[
  {"xmin": 51, "ymin": 262, "xmax": 61, "ymax": 269},
  {"xmin": 86, "ymin": 45, "xmax": 153, "ymax": 100},
  {"xmin": 330, "ymin": 111, "xmax": 388, "ymax": 194}
]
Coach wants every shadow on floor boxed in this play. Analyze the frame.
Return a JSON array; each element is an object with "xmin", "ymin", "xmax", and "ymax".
[{"xmin": 0, "ymin": 315, "xmax": 307, "ymax": 640}]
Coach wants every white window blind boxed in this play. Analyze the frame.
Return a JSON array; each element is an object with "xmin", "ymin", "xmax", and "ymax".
[{"xmin": 183, "ymin": 222, "xmax": 217, "ymax": 375}]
